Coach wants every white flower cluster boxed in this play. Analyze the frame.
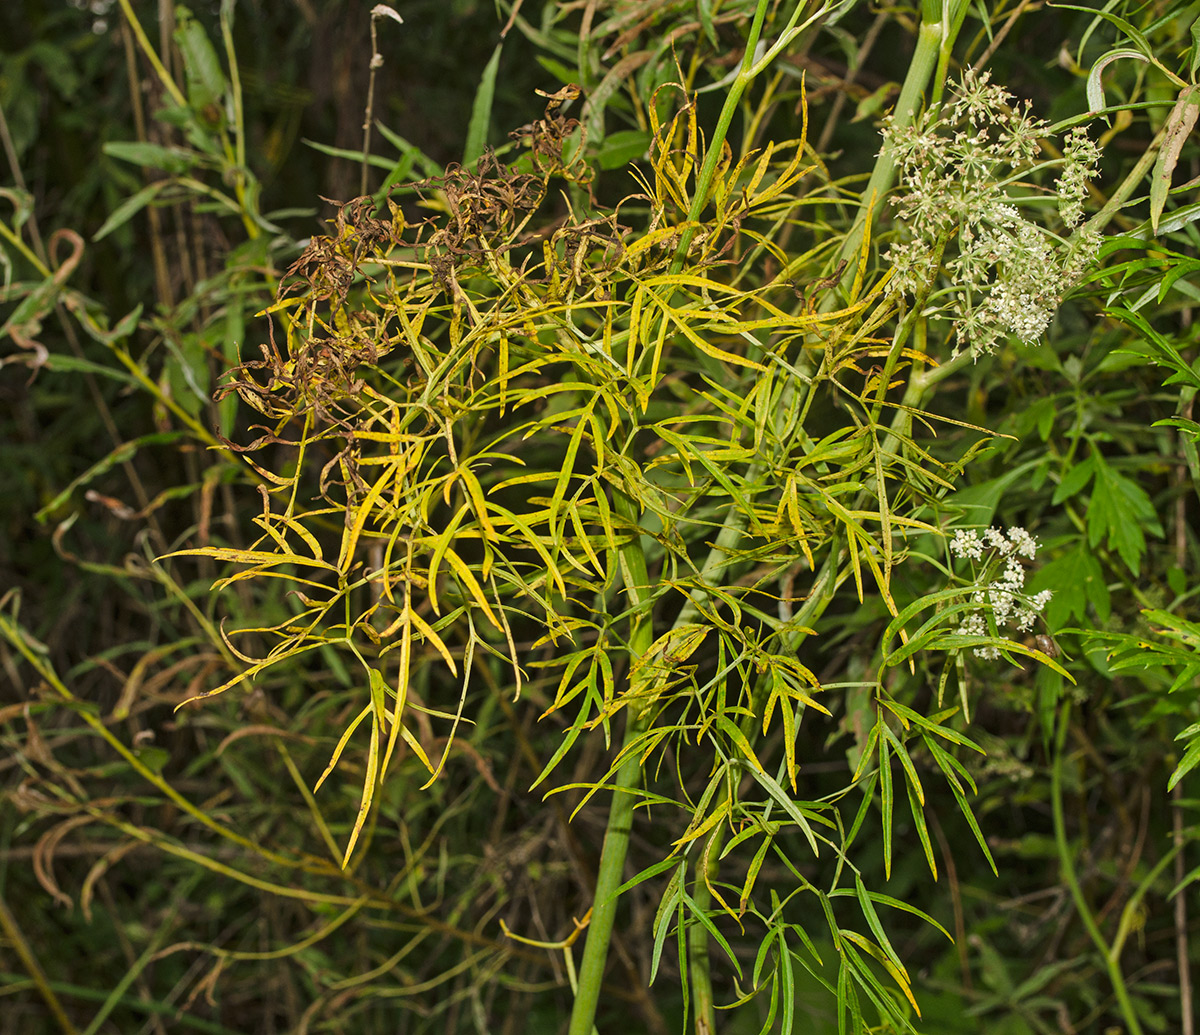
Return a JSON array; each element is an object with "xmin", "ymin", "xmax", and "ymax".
[
  {"xmin": 882, "ymin": 70, "xmax": 1103, "ymax": 358},
  {"xmin": 949, "ymin": 526, "xmax": 1052, "ymax": 660},
  {"xmin": 1058, "ymin": 126, "xmax": 1103, "ymax": 228}
]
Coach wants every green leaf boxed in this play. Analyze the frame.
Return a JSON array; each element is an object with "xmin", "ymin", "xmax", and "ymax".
[
  {"xmin": 941, "ymin": 459, "xmax": 1042, "ymax": 527},
  {"xmin": 880, "ymin": 596, "xmax": 986, "ymax": 667},
  {"xmin": 1051, "ymin": 456, "xmax": 1094, "ymax": 504},
  {"xmin": 175, "ymin": 5, "xmax": 227, "ymax": 122},
  {"xmin": 464, "ymin": 41, "xmax": 502, "ymax": 168},
  {"xmin": 827, "ymin": 887, "xmax": 952, "ymax": 942},
  {"xmin": 1158, "ymin": 257, "xmax": 1200, "ymax": 303},
  {"xmin": 741, "ymin": 760, "xmax": 821, "ymax": 858},
  {"xmin": 610, "ymin": 857, "xmax": 681, "ymax": 900},
  {"xmin": 1192, "ymin": 7, "xmax": 1200, "ymax": 78},
  {"xmin": 905, "ymin": 778, "xmax": 936, "ymax": 878},
  {"xmin": 1086, "ymin": 449, "xmax": 1161, "ymax": 574},
  {"xmin": 681, "ymin": 889, "xmax": 743, "ymax": 978},
  {"xmin": 133, "ymin": 745, "xmax": 171, "ymax": 775},
  {"xmin": 301, "ymin": 138, "xmax": 399, "ymax": 170},
  {"xmin": 696, "ymin": 0, "xmax": 718, "ymax": 46},
  {"xmin": 1085, "ymin": 48, "xmax": 1151, "ymax": 113},
  {"xmin": 853, "ymin": 872, "xmax": 908, "ymax": 981},
  {"xmin": 163, "ymin": 332, "xmax": 210, "ymax": 415},
  {"xmin": 1155, "ymin": 416, "xmax": 1200, "ymax": 440},
  {"xmin": 776, "ymin": 928, "xmax": 795, "ymax": 1035},
  {"xmin": 40, "ymin": 353, "xmax": 140, "ymax": 387},
  {"xmin": 1104, "ymin": 305, "xmax": 1200, "ymax": 389},
  {"xmin": 377, "ymin": 150, "xmax": 416, "ymax": 196},
  {"xmin": 597, "ymin": 129, "xmax": 651, "ymax": 170},
  {"xmin": 879, "ymin": 723, "xmax": 893, "ymax": 879},
  {"xmin": 1168, "ymin": 735, "xmax": 1200, "ymax": 792},
  {"xmin": 0, "ymin": 186, "xmax": 34, "ymax": 235},
  {"xmin": 925, "ymin": 739, "xmax": 996, "ymax": 875},
  {"xmin": 93, "ymin": 182, "xmax": 170, "ymax": 242},
  {"xmin": 35, "ymin": 431, "xmax": 188, "ymax": 523},
  {"xmin": 1168, "ymin": 565, "xmax": 1189, "ymax": 597},
  {"xmin": 372, "ymin": 121, "xmax": 444, "ymax": 178},
  {"xmin": 881, "ymin": 722, "xmax": 923, "ymax": 805},
  {"xmin": 1037, "ymin": 541, "xmax": 1109, "ymax": 627},
  {"xmin": 649, "ymin": 862, "xmax": 685, "ymax": 984},
  {"xmin": 880, "ymin": 699, "xmax": 985, "ymax": 753},
  {"xmin": 1151, "ymin": 84, "xmax": 1200, "ymax": 234},
  {"xmin": 102, "ymin": 141, "xmax": 200, "ymax": 175}
]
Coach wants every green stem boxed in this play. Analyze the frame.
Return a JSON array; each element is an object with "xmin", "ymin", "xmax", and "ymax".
[
  {"xmin": 0, "ymin": 894, "xmax": 78, "ymax": 1034},
  {"xmin": 218, "ymin": 1, "xmax": 258, "ymax": 241},
  {"xmin": 824, "ymin": 0, "xmax": 969, "ymax": 304},
  {"xmin": 687, "ymin": 819, "xmax": 729, "ymax": 1034},
  {"xmin": 688, "ymin": 708, "xmax": 760, "ymax": 1035},
  {"xmin": 670, "ymin": 0, "xmax": 812, "ymax": 275},
  {"xmin": 116, "ymin": 0, "xmax": 187, "ymax": 109},
  {"xmin": 1176, "ymin": 387, "xmax": 1200, "ymax": 509},
  {"xmin": 0, "ymin": 211, "xmax": 48, "ymax": 273},
  {"xmin": 567, "ymin": 489, "xmax": 655, "ymax": 1035},
  {"xmin": 569, "ymin": 7, "xmax": 786, "ymax": 1020},
  {"xmin": 1051, "ymin": 705, "xmax": 1145, "ymax": 1035}
]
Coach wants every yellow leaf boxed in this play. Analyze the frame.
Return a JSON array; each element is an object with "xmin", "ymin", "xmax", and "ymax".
[
  {"xmin": 163, "ymin": 547, "xmax": 336, "ymax": 571},
  {"xmin": 314, "ymin": 703, "xmax": 372, "ymax": 793},
  {"xmin": 337, "ymin": 466, "xmax": 397, "ymax": 576},
  {"xmin": 672, "ymin": 798, "xmax": 730, "ymax": 848},
  {"xmin": 410, "ymin": 610, "xmax": 457, "ymax": 675},
  {"xmin": 441, "ymin": 545, "xmax": 500, "ymax": 629}
]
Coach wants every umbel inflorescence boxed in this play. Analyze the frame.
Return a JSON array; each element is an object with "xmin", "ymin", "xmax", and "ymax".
[
  {"xmin": 950, "ymin": 526, "xmax": 1053, "ymax": 660},
  {"xmin": 883, "ymin": 70, "xmax": 1103, "ymax": 357}
]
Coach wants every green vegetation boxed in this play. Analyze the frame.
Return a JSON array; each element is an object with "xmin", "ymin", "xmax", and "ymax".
[{"xmin": 2, "ymin": 1, "xmax": 1198, "ymax": 1032}]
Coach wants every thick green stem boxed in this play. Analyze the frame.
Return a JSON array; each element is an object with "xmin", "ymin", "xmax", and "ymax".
[
  {"xmin": 684, "ymin": 544, "xmax": 848, "ymax": 1034},
  {"xmin": 567, "ymin": 489, "xmax": 655, "ymax": 1035},
  {"xmin": 688, "ymin": 704, "xmax": 765, "ymax": 1035},
  {"xmin": 671, "ymin": 0, "xmax": 828, "ymax": 276},
  {"xmin": 823, "ymin": 0, "xmax": 969, "ymax": 305},
  {"xmin": 567, "ymin": 713, "xmax": 653, "ymax": 1035},
  {"xmin": 687, "ymin": 819, "xmax": 728, "ymax": 1035},
  {"xmin": 569, "ymin": 8, "xmax": 782, "ymax": 1020}
]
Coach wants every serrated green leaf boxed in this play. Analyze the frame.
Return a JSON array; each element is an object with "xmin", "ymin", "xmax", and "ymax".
[
  {"xmin": 1038, "ymin": 541, "xmax": 1109, "ymax": 626},
  {"xmin": 1051, "ymin": 456, "xmax": 1095, "ymax": 504},
  {"xmin": 1087, "ymin": 450, "xmax": 1160, "ymax": 574}
]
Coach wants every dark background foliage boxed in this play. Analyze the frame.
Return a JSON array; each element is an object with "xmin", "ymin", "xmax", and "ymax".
[{"xmin": 2, "ymin": 2, "xmax": 1198, "ymax": 1034}]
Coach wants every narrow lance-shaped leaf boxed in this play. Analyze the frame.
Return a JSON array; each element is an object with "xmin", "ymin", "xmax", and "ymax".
[
  {"xmin": 1151, "ymin": 85, "xmax": 1198, "ymax": 233},
  {"xmin": 879, "ymin": 718, "xmax": 893, "ymax": 879},
  {"xmin": 463, "ymin": 41, "xmax": 502, "ymax": 168}
]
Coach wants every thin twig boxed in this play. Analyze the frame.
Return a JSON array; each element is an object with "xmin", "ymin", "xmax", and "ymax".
[
  {"xmin": 1173, "ymin": 784, "xmax": 1194, "ymax": 1035},
  {"xmin": 361, "ymin": 6, "xmax": 404, "ymax": 198},
  {"xmin": 0, "ymin": 894, "xmax": 79, "ymax": 1035}
]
